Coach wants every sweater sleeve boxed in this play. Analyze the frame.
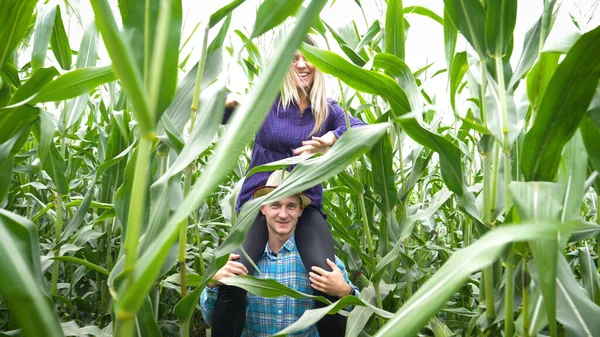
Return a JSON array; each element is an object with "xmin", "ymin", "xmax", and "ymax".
[{"xmin": 327, "ymin": 99, "xmax": 365, "ymax": 139}]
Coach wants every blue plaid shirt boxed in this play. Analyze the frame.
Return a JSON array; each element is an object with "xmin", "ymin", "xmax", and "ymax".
[{"xmin": 200, "ymin": 235, "xmax": 359, "ymax": 336}]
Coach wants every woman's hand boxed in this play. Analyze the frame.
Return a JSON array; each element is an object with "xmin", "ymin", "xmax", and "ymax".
[
  {"xmin": 292, "ymin": 132, "xmax": 337, "ymax": 156},
  {"xmin": 207, "ymin": 254, "xmax": 248, "ymax": 288},
  {"xmin": 308, "ymin": 259, "xmax": 352, "ymax": 298}
]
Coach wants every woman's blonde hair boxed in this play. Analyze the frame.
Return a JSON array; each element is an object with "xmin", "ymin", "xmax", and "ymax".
[{"xmin": 280, "ymin": 36, "xmax": 329, "ymax": 135}]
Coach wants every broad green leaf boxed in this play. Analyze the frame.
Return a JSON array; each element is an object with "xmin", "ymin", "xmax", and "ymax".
[
  {"xmin": 51, "ymin": 255, "xmax": 109, "ymax": 276},
  {"xmin": 521, "ymin": 26, "xmax": 600, "ymax": 181},
  {"xmin": 443, "ymin": 0, "xmax": 487, "ymax": 59},
  {"xmin": 510, "ymin": 181, "xmax": 562, "ymax": 337},
  {"xmin": 59, "ymin": 181, "xmax": 95, "ymax": 242},
  {"xmin": 559, "ymin": 130, "xmax": 587, "ymax": 223},
  {"xmin": 485, "ymin": 72, "xmax": 521, "ymax": 147},
  {"xmin": 246, "ymin": 154, "xmax": 314, "ymax": 178},
  {"xmin": 355, "ymin": 20, "xmax": 381, "ymax": 52},
  {"xmin": 301, "ymin": 44, "xmax": 466, "ymax": 196},
  {"xmin": 508, "ymin": 0, "xmax": 557, "ymax": 87},
  {"xmin": 340, "ymin": 44, "xmax": 366, "ymax": 66},
  {"xmin": 173, "ymin": 286, "xmax": 203, "ymax": 322},
  {"xmin": 209, "ymin": 0, "xmax": 245, "ymax": 28},
  {"xmin": 91, "ymin": 0, "xmax": 153, "ymax": 133},
  {"xmin": 526, "ymin": 52, "xmax": 560, "ymax": 111},
  {"xmin": 400, "ymin": 188, "xmax": 453, "ymax": 240},
  {"xmin": 443, "ymin": 9, "xmax": 458, "ymax": 74},
  {"xmin": 136, "ymin": 295, "xmax": 162, "ymax": 337},
  {"xmin": 118, "ymin": 0, "xmax": 158, "ymax": 75},
  {"xmin": 251, "ymin": 0, "xmax": 304, "ymax": 39},
  {"xmin": 117, "ymin": 0, "xmax": 329, "ymax": 314},
  {"xmin": 162, "ymin": 50, "xmax": 223, "ymax": 133},
  {"xmin": 580, "ymin": 109, "xmax": 600, "ymax": 172},
  {"xmin": 207, "ymin": 14, "xmax": 232, "ymax": 54},
  {"xmin": 61, "ymin": 21, "xmax": 99, "ymax": 132},
  {"xmin": 515, "ymin": 286, "xmax": 547, "ymax": 337},
  {"xmin": 0, "ymin": 105, "xmax": 39, "ymax": 144},
  {"xmin": 0, "ymin": 0, "xmax": 38, "ymax": 68},
  {"xmin": 50, "ymin": 6, "xmax": 72, "ymax": 70},
  {"xmin": 346, "ymin": 282, "xmax": 396, "ymax": 337},
  {"xmin": 449, "ymin": 52, "xmax": 468, "ymax": 111},
  {"xmin": 9, "ymin": 67, "xmax": 60, "ymax": 105},
  {"xmin": 152, "ymin": 0, "xmax": 182, "ymax": 121},
  {"xmin": 32, "ymin": 66, "xmax": 116, "ymax": 103},
  {"xmin": 385, "ymin": 0, "xmax": 405, "ymax": 60},
  {"xmin": 0, "ymin": 61, "xmax": 20, "ymax": 89},
  {"xmin": 404, "ymin": 6, "xmax": 443, "ymax": 25},
  {"xmin": 367, "ymin": 134, "xmax": 398, "ymax": 214},
  {"xmin": 31, "ymin": 5, "xmax": 58, "ymax": 70},
  {"xmin": 485, "ymin": 0, "xmax": 517, "ymax": 57},
  {"xmin": 537, "ymin": 255, "xmax": 600, "ymax": 337},
  {"xmin": 579, "ymin": 244, "xmax": 600, "ymax": 305},
  {"xmin": 373, "ymin": 222, "xmax": 567, "ymax": 337},
  {"xmin": 39, "ymin": 110, "xmax": 56, "ymax": 166},
  {"xmin": 373, "ymin": 53, "xmax": 420, "ymax": 110},
  {"xmin": 0, "ymin": 210, "xmax": 63, "ymax": 336}
]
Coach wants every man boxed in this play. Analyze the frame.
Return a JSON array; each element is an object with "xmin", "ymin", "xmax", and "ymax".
[{"xmin": 200, "ymin": 171, "xmax": 359, "ymax": 336}]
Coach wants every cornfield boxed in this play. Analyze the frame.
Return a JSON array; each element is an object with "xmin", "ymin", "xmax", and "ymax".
[{"xmin": 1, "ymin": 0, "xmax": 600, "ymax": 336}]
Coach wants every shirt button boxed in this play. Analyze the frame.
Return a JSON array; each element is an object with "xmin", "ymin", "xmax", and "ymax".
[{"xmin": 278, "ymin": 310, "xmax": 282, "ymax": 314}]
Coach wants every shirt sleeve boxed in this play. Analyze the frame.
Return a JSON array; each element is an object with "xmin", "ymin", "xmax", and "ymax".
[
  {"xmin": 199, "ymin": 286, "xmax": 220, "ymax": 325},
  {"xmin": 328, "ymin": 100, "xmax": 365, "ymax": 139}
]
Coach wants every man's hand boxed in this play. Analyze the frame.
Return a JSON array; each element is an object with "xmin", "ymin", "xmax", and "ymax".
[
  {"xmin": 308, "ymin": 258, "xmax": 352, "ymax": 298},
  {"xmin": 208, "ymin": 254, "xmax": 248, "ymax": 289}
]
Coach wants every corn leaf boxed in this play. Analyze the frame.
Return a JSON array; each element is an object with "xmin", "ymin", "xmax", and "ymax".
[
  {"xmin": 0, "ymin": 210, "xmax": 63, "ymax": 337},
  {"xmin": 31, "ymin": 66, "xmax": 116, "ymax": 104},
  {"xmin": 0, "ymin": 0, "xmax": 38, "ymax": 68},
  {"xmin": 443, "ymin": 0, "xmax": 486, "ymax": 59},
  {"xmin": 385, "ymin": 0, "xmax": 405, "ymax": 60},
  {"xmin": 579, "ymin": 245, "xmax": 600, "ymax": 305},
  {"xmin": 251, "ymin": 0, "xmax": 304, "ymax": 39},
  {"xmin": 50, "ymin": 6, "xmax": 72, "ymax": 70},
  {"xmin": 373, "ymin": 222, "xmax": 566, "ymax": 337},
  {"xmin": 31, "ymin": 5, "xmax": 58, "ymax": 70},
  {"xmin": 485, "ymin": 0, "xmax": 517, "ymax": 57},
  {"xmin": 521, "ymin": 26, "xmax": 600, "ymax": 181}
]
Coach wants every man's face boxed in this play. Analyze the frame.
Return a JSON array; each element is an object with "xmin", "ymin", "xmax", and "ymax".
[{"xmin": 260, "ymin": 195, "xmax": 304, "ymax": 239}]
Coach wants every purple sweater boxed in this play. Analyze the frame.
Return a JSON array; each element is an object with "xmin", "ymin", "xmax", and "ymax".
[{"xmin": 226, "ymin": 98, "xmax": 364, "ymax": 211}]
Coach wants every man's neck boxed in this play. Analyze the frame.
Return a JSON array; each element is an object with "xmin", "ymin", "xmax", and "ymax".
[{"xmin": 268, "ymin": 233, "xmax": 293, "ymax": 254}]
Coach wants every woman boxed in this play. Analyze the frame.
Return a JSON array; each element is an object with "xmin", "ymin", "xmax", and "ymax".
[{"xmin": 212, "ymin": 36, "xmax": 363, "ymax": 337}]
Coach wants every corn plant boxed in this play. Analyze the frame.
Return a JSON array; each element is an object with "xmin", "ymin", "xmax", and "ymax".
[{"xmin": 1, "ymin": 0, "xmax": 599, "ymax": 337}]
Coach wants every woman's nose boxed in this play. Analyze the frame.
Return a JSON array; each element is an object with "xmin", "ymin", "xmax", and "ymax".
[{"xmin": 296, "ymin": 58, "xmax": 306, "ymax": 68}]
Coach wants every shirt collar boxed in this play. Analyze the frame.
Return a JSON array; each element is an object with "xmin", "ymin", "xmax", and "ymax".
[{"xmin": 264, "ymin": 234, "xmax": 297, "ymax": 256}]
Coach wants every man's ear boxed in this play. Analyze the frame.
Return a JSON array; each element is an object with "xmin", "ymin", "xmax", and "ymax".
[{"xmin": 298, "ymin": 206, "xmax": 304, "ymax": 217}]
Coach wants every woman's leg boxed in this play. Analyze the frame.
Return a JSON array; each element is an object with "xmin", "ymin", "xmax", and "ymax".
[
  {"xmin": 211, "ymin": 213, "xmax": 268, "ymax": 336},
  {"xmin": 295, "ymin": 207, "xmax": 347, "ymax": 337}
]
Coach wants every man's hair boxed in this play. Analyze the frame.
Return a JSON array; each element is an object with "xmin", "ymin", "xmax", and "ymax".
[{"xmin": 280, "ymin": 35, "xmax": 329, "ymax": 136}]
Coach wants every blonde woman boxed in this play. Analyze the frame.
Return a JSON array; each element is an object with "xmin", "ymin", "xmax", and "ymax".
[{"xmin": 213, "ymin": 36, "xmax": 363, "ymax": 337}]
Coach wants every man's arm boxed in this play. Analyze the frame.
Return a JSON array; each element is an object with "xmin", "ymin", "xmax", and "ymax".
[{"xmin": 308, "ymin": 257, "xmax": 360, "ymax": 298}]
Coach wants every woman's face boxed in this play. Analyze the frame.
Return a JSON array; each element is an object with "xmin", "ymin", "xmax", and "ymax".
[{"xmin": 292, "ymin": 51, "xmax": 315, "ymax": 91}]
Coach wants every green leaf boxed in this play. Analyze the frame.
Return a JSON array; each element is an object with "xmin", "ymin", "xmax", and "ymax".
[
  {"xmin": 301, "ymin": 44, "xmax": 466, "ymax": 196},
  {"xmin": 31, "ymin": 66, "xmax": 116, "ymax": 104},
  {"xmin": 51, "ymin": 255, "xmax": 109, "ymax": 276},
  {"xmin": 136, "ymin": 295, "xmax": 162, "ymax": 337},
  {"xmin": 251, "ymin": 0, "xmax": 304, "ymax": 39},
  {"xmin": 91, "ymin": 0, "xmax": 153, "ymax": 133},
  {"xmin": 61, "ymin": 22, "xmax": 99, "ymax": 132},
  {"xmin": 443, "ymin": 0, "xmax": 487, "ymax": 59},
  {"xmin": 367, "ymin": 134, "xmax": 398, "ymax": 215},
  {"xmin": 449, "ymin": 52, "xmax": 468, "ymax": 111},
  {"xmin": 207, "ymin": 14, "xmax": 232, "ymax": 54},
  {"xmin": 385, "ymin": 0, "xmax": 405, "ymax": 60},
  {"xmin": 355, "ymin": 20, "xmax": 380, "ymax": 52},
  {"xmin": 174, "ymin": 286, "xmax": 202, "ymax": 322},
  {"xmin": 50, "ymin": 6, "xmax": 72, "ymax": 70},
  {"xmin": 31, "ymin": 5, "xmax": 58, "ymax": 70},
  {"xmin": 0, "ymin": 210, "xmax": 63, "ymax": 336},
  {"xmin": 521, "ymin": 26, "xmax": 600, "ymax": 181},
  {"xmin": 373, "ymin": 222, "xmax": 567, "ymax": 337},
  {"xmin": 373, "ymin": 53, "xmax": 420, "ymax": 110},
  {"xmin": 346, "ymin": 282, "xmax": 396, "ymax": 337},
  {"xmin": 117, "ymin": 0, "xmax": 329, "ymax": 314},
  {"xmin": 559, "ymin": 130, "xmax": 587, "ymax": 223},
  {"xmin": 580, "ymin": 109, "xmax": 600, "ymax": 172},
  {"xmin": 0, "ymin": 0, "xmax": 38, "ymax": 68},
  {"xmin": 401, "ymin": 188, "xmax": 453, "ymax": 241},
  {"xmin": 9, "ymin": 67, "xmax": 60, "ymax": 105},
  {"xmin": 485, "ymin": 0, "xmax": 517, "ymax": 57},
  {"xmin": 510, "ymin": 181, "xmax": 562, "ymax": 337},
  {"xmin": 526, "ymin": 52, "xmax": 560, "ymax": 111},
  {"xmin": 209, "ymin": 0, "xmax": 245, "ymax": 28},
  {"xmin": 404, "ymin": 6, "xmax": 443, "ymax": 25},
  {"xmin": 579, "ymin": 244, "xmax": 600, "ymax": 305},
  {"xmin": 443, "ymin": 9, "xmax": 458, "ymax": 73},
  {"xmin": 0, "ymin": 105, "xmax": 39, "ymax": 145},
  {"xmin": 60, "ymin": 181, "xmax": 95, "ymax": 242}
]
